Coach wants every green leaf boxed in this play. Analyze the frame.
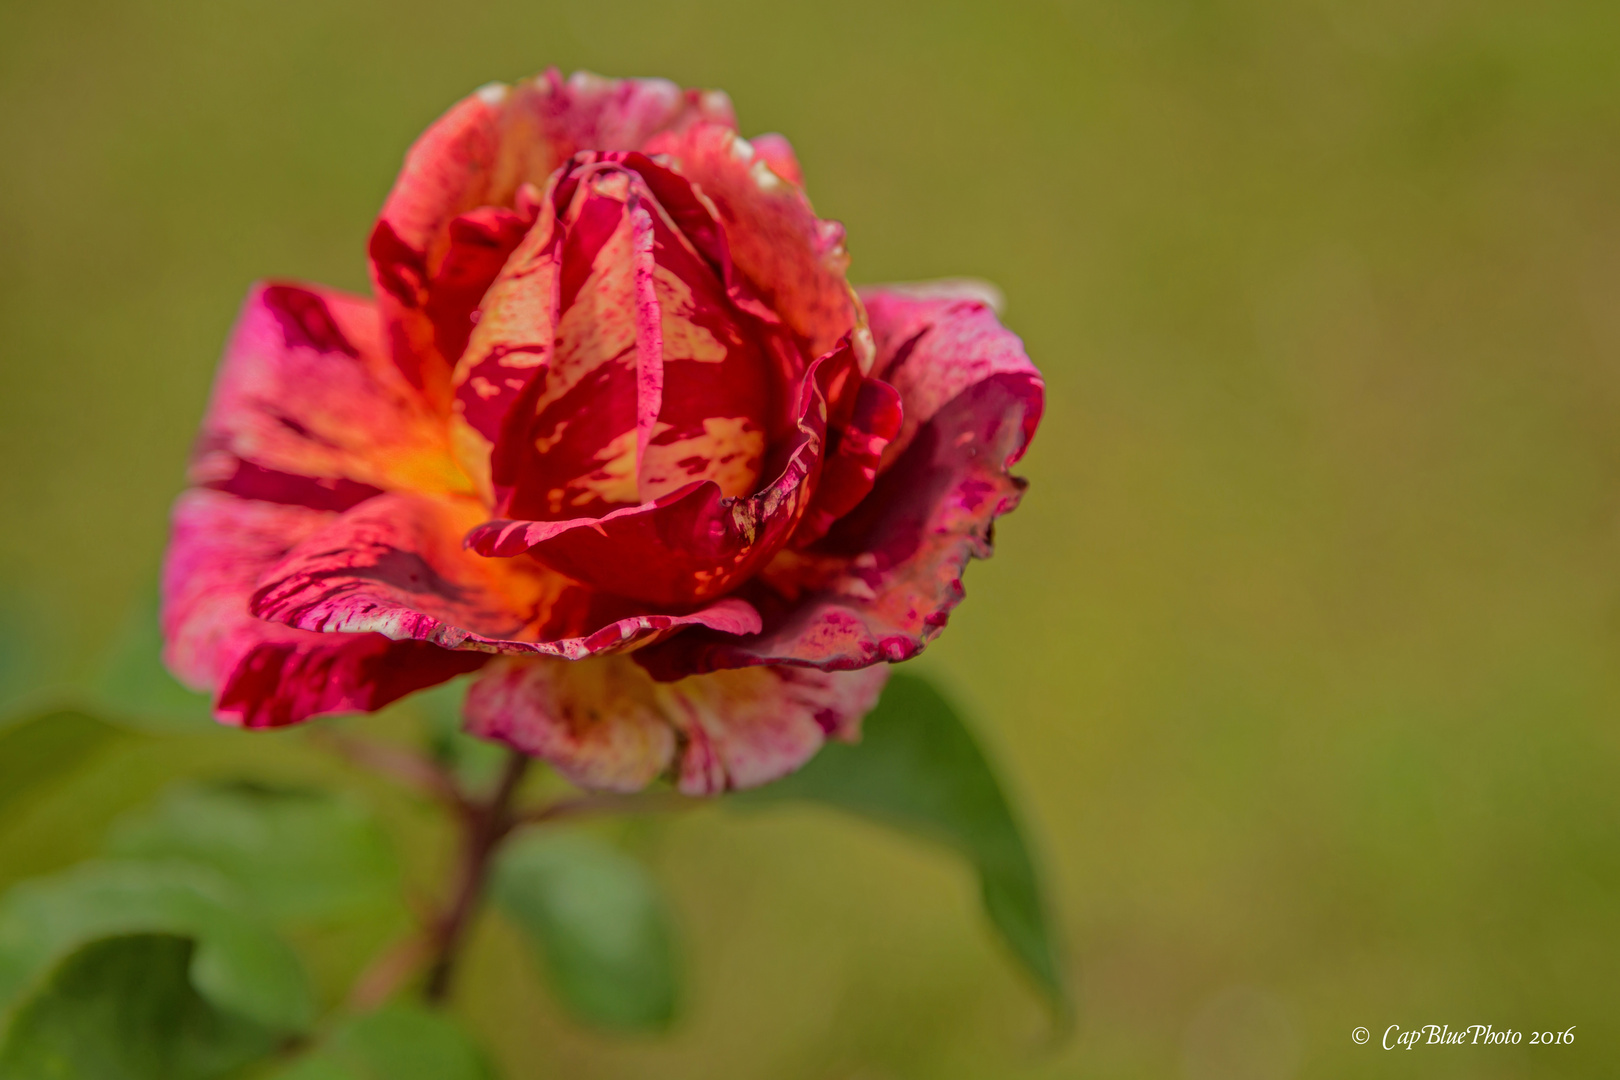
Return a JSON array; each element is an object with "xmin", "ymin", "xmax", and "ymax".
[
  {"xmin": 268, "ymin": 1006, "xmax": 493, "ymax": 1080},
  {"xmin": 327, "ymin": 1005, "xmax": 493, "ymax": 1080},
  {"xmin": 0, "ymin": 934, "xmax": 282, "ymax": 1080},
  {"xmin": 88, "ymin": 586, "xmax": 214, "ymax": 734},
  {"xmin": 105, "ymin": 783, "xmax": 400, "ymax": 923},
  {"xmin": 493, "ymin": 832, "xmax": 678, "ymax": 1031},
  {"xmin": 0, "ymin": 710, "xmax": 126, "ymax": 819},
  {"xmin": 742, "ymin": 671, "xmax": 1067, "ymax": 1011},
  {"xmin": 0, "ymin": 861, "xmax": 315, "ymax": 1034}
]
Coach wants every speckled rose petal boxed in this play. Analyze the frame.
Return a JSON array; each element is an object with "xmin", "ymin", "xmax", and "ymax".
[
  {"xmin": 465, "ymin": 339, "xmax": 856, "ymax": 606},
  {"xmin": 163, "ymin": 489, "xmax": 487, "ymax": 729},
  {"xmin": 248, "ymin": 491, "xmax": 760, "ymax": 657},
  {"xmin": 189, "ymin": 283, "xmax": 470, "ymax": 512},
  {"xmin": 465, "ymin": 654, "xmax": 889, "ymax": 794},
  {"xmin": 634, "ymin": 288, "xmax": 1043, "ymax": 678},
  {"xmin": 370, "ymin": 71, "xmax": 734, "ymax": 407}
]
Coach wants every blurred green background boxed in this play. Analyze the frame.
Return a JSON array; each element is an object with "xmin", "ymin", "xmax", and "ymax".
[{"xmin": 3, "ymin": 0, "xmax": 1619, "ymax": 1076}]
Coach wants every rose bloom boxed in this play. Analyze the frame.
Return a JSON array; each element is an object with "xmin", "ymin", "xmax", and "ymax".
[{"xmin": 162, "ymin": 70, "xmax": 1044, "ymax": 794}]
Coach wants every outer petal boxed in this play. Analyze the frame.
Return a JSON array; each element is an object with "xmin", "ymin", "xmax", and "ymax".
[
  {"xmin": 635, "ymin": 289, "xmax": 1043, "ymax": 678},
  {"xmin": 463, "ymin": 656, "xmax": 676, "ymax": 792},
  {"xmin": 663, "ymin": 661, "xmax": 889, "ymax": 795},
  {"xmin": 859, "ymin": 282, "xmax": 1038, "ymax": 470},
  {"xmin": 643, "ymin": 123, "xmax": 870, "ymax": 373},
  {"xmin": 189, "ymin": 284, "xmax": 470, "ymax": 512},
  {"xmin": 249, "ymin": 492, "xmax": 760, "ymax": 658},
  {"xmin": 162, "ymin": 489, "xmax": 486, "ymax": 728},
  {"xmin": 747, "ymin": 133, "xmax": 803, "ymax": 187},
  {"xmin": 465, "ymin": 339, "xmax": 857, "ymax": 606},
  {"xmin": 464, "ymin": 655, "xmax": 889, "ymax": 795},
  {"xmin": 370, "ymin": 70, "xmax": 734, "ymax": 407}
]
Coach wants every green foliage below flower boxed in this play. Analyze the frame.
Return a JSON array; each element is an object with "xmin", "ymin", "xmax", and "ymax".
[
  {"xmin": 0, "ymin": 934, "xmax": 283, "ymax": 1080},
  {"xmin": 0, "ymin": 861, "xmax": 315, "ymax": 1036},
  {"xmin": 105, "ymin": 784, "xmax": 400, "ymax": 923},
  {"xmin": 493, "ymin": 833, "xmax": 679, "ymax": 1032},
  {"xmin": 272, "ymin": 1005, "xmax": 494, "ymax": 1080},
  {"xmin": 742, "ymin": 671, "xmax": 1067, "ymax": 1014}
]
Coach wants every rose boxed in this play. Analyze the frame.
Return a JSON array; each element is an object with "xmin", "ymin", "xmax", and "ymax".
[{"xmin": 162, "ymin": 69, "xmax": 1044, "ymax": 795}]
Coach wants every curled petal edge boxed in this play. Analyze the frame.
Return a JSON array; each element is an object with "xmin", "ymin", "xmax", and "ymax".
[
  {"xmin": 370, "ymin": 70, "xmax": 735, "ymax": 407},
  {"xmin": 465, "ymin": 338, "xmax": 859, "ymax": 607},
  {"xmin": 161, "ymin": 489, "xmax": 487, "ymax": 729},
  {"xmin": 248, "ymin": 492, "xmax": 762, "ymax": 660},
  {"xmin": 633, "ymin": 284, "xmax": 1044, "ymax": 679}
]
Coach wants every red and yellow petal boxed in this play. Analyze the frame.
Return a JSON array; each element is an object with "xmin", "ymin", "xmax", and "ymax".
[
  {"xmin": 248, "ymin": 491, "xmax": 760, "ymax": 658},
  {"xmin": 663, "ymin": 662, "xmax": 889, "ymax": 795},
  {"xmin": 518, "ymin": 166, "xmax": 648, "ymax": 513},
  {"xmin": 464, "ymin": 655, "xmax": 889, "ymax": 794},
  {"xmin": 643, "ymin": 123, "xmax": 870, "ymax": 374},
  {"xmin": 371, "ymin": 70, "xmax": 734, "ymax": 409},
  {"xmin": 162, "ymin": 490, "xmax": 487, "ymax": 728},
  {"xmin": 860, "ymin": 281, "xmax": 1038, "ymax": 470},
  {"xmin": 464, "ymin": 656, "xmax": 676, "ymax": 792},
  {"xmin": 453, "ymin": 154, "xmax": 773, "ymax": 521},
  {"xmin": 466, "ymin": 337, "xmax": 858, "ymax": 607},
  {"xmin": 792, "ymin": 375, "xmax": 903, "ymax": 547},
  {"xmin": 190, "ymin": 283, "xmax": 471, "ymax": 512},
  {"xmin": 634, "ymin": 286, "xmax": 1043, "ymax": 678}
]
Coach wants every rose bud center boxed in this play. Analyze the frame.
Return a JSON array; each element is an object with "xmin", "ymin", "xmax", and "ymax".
[{"xmin": 456, "ymin": 154, "xmax": 770, "ymax": 528}]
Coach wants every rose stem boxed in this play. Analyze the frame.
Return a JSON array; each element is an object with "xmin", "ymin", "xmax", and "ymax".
[{"xmin": 423, "ymin": 749, "xmax": 530, "ymax": 1004}]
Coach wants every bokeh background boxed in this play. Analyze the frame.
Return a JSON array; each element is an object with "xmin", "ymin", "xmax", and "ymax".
[{"xmin": 3, "ymin": 0, "xmax": 1619, "ymax": 1076}]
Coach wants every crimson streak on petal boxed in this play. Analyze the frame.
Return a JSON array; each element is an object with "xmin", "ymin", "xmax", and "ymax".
[
  {"xmin": 633, "ymin": 288, "xmax": 1043, "ymax": 680},
  {"xmin": 465, "ymin": 339, "xmax": 857, "ymax": 606},
  {"xmin": 249, "ymin": 492, "xmax": 761, "ymax": 658},
  {"xmin": 163, "ymin": 490, "xmax": 487, "ymax": 729},
  {"xmin": 370, "ymin": 70, "xmax": 734, "ymax": 407}
]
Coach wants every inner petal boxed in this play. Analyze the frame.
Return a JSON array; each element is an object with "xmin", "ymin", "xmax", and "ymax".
[
  {"xmin": 502, "ymin": 169, "xmax": 643, "ymax": 520},
  {"xmin": 635, "ymin": 186, "xmax": 768, "ymax": 502},
  {"xmin": 500, "ymin": 161, "xmax": 769, "ymax": 523}
]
